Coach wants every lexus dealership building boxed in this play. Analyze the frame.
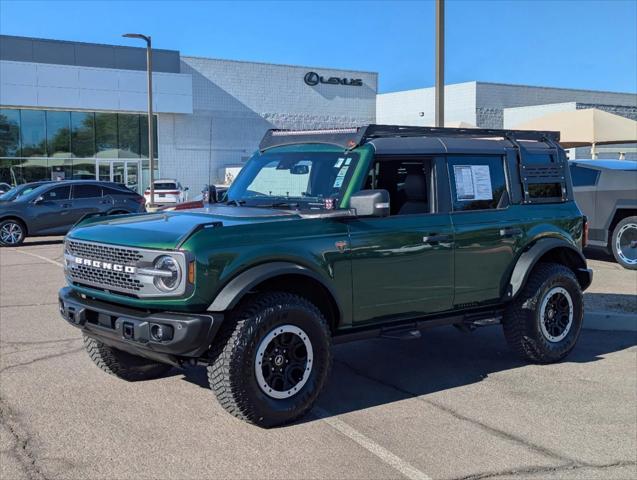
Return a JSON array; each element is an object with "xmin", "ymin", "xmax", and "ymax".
[
  {"xmin": 1, "ymin": 34, "xmax": 636, "ymax": 195},
  {"xmin": 0, "ymin": 35, "xmax": 378, "ymax": 194}
]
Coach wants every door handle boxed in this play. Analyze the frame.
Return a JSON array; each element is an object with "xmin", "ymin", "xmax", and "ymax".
[
  {"xmin": 61, "ymin": 203, "xmax": 72, "ymax": 208},
  {"xmin": 423, "ymin": 234, "xmax": 452, "ymax": 245},
  {"xmin": 500, "ymin": 227, "xmax": 523, "ymax": 238}
]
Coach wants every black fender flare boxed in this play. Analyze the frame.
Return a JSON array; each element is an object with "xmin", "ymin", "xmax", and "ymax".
[
  {"xmin": 508, "ymin": 238, "xmax": 592, "ymax": 299},
  {"xmin": 207, "ymin": 262, "xmax": 343, "ymax": 318}
]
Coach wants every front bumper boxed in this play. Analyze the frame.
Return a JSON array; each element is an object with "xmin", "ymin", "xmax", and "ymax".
[{"xmin": 59, "ymin": 287, "xmax": 222, "ymax": 366}]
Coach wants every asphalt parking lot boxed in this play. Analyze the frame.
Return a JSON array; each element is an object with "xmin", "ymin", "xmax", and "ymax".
[{"xmin": 1, "ymin": 238, "xmax": 636, "ymax": 480}]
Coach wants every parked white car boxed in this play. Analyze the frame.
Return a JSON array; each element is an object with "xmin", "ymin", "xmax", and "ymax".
[{"xmin": 144, "ymin": 179, "xmax": 189, "ymax": 206}]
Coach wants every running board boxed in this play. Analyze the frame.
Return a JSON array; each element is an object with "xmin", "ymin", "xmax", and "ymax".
[{"xmin": 333, "ymin": 309, "xmax": 503, "ymax": 344}]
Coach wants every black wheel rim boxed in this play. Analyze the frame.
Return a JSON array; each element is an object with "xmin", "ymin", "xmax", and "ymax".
[
  {"xmin": 540, "ymin": 286, "xmax": 573, "ymax": 342},
  {"xmin": 255, "ymin": 325, "xmax": 313, "ymax": 399}
]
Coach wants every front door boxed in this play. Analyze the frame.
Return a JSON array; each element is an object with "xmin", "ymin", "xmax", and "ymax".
[{"xmin": 348, "ymin": 156, "xmax": 454, "ymax": 325}]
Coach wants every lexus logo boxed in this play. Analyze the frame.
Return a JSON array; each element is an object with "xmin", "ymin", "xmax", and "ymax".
[{"xmin": 304, "ymin": 71, "xmax": 363, "ymax": 87}]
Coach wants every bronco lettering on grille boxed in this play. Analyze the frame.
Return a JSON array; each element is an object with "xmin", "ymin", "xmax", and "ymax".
[{"xmin": 74, "ymin": 256, "xmax": 136, "ymax": 274}]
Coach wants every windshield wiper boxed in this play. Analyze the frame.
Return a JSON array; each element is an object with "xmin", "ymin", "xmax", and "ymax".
[{"xmin": 225, "ymin": 199, "xmax": 246, "ymax": 207}]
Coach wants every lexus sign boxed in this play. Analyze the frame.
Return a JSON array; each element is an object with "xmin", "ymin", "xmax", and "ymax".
[{"xmin": 304, "ymin": 71, "xmax": 363, "ymax": 87}]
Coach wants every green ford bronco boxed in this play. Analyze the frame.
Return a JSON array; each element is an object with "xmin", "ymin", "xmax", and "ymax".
[{"xmin": 59, "ymin": 125, "xmax": 592, "ymax": 427}]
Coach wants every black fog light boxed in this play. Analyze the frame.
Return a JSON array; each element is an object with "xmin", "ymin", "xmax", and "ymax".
[{"xmin": 150, "ymin": 323, "xmax": 174, "ymax": 341}]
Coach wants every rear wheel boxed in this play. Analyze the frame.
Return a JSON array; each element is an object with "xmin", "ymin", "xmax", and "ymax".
[
  {"xmin": 611, "ymin": 216, "xmax": 637, "ymax": 270},
  {"xmin": 207, "ymin": 292, "xmax": 331, "ymax": 428},
  {"xmin": 0, "ymin": 219, "xmax": 26, "ymax": 246},
  {"xmin": 83, "ymin": 335, "xmax": 172, "ymax": 381},
  {"xmin": 503, "ymin": 263, "xmax": 583, "ymax": 364}
]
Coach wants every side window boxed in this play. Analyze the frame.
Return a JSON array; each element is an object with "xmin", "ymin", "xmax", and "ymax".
[
  {"xmin": 372, "ymin": 157, "xmax": 433, "ymax": 216},
  {"xmin": 42, "ymin": 185, "xmax": 71, "ymax": 201},
  {"xmin": 569, "ymin": 165, "xmax": 600, "ymax": 187},
  {"xmin": 72, "ymin": 184, "xmax": 102, "ymax": 199},
  {"xmin": 448, "ymin": 156, "xmax": 508, "ymax": 211}
]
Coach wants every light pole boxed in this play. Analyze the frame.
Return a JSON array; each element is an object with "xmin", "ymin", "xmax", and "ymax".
[
  {"xmin": 435, "ymin": 0, "xmax": 445, "ymax": 128},
  {"xmin": 123, "ymin": 33, "xmax": 155, "ymax": 208}
]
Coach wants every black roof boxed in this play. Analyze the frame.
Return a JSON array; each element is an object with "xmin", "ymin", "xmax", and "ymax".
[{"xmin": 259, "ymin": 124, "xmax": 561, "ymax": 154}]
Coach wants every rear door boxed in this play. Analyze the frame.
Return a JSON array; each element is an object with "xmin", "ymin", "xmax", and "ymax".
[
  {"xmin": 447, "ymin": 155, "xmax": 524, "ymax": 306},
  {"xmin": 70, "ymin": 184, "xmax": 104, "ymax": 221}
]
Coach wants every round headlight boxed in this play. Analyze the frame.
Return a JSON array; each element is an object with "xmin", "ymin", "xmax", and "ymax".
[{"xmin": 153, "ymin": 255, "xmax": 182, "ymax": 292}]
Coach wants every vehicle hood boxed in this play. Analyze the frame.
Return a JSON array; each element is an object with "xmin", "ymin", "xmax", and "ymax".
[{"xmin": 66, "ymin": 205, "xmax": 301, "ymax": 250}]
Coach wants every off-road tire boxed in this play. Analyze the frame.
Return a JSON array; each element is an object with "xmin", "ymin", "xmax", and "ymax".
[
  {"xmin": 207, "ymin": 292, "xmax": 332, "ymax": 428},
  {"xmin": 611, "ymin": 216, "xmax": 637, "ymax": 270},
  {"xmin": 0, "ymin": 218, "xmax": 26, "ymax": 246},
  {"xmin": 83, "ymin": 335, "xmax": 173, "ymax": 381},
  {"xmin": 503, "ymin": 262, "xmax": 583, "ymax": 364}
]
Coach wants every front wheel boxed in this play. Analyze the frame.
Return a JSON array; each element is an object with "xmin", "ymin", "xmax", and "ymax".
[
  {"xmin": 0, "ymin": 219, "xmax": 26, "ymax": 246},
  {"xmin": 611, "ymin": 216, "xmax": 637, "ymax": 270},
  {"xmin": 503, "ymin": 263, "xmax": 583, "ymax": 364},
  {"xmin": 207, "ymin": 292, "xmax": 332, "ymax": 428}
]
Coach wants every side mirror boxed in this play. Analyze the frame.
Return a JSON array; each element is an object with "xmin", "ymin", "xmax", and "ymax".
[
  {"xmin": 291, "ymin": 165, "xmax": 310, "ymax": 175},
  {"xmin": 349, "ymin": 189, "xmax": 390, "ymax": 217},
  {"xmin": 184, "ymin": 186, "xmax": 189, "ymax": 191}
]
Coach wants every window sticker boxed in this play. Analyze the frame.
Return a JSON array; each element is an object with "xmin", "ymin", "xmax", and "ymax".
[
  {"xmin": 333, "ymin": 165, "xmax": 349, "ymax": 188},
  {"xmin": 453, "ymin": 165, "xmax": 493, "ymax": 201},
  {"xmin": 334, "ymin": 158, "xmax": 345, "ymax": 168},
  {"xmin": 333, "ymin": 177, "xmax": 344, "ymax": 188},
  {"xmin": 344, "ymin": 158, "xmax": 352, "ymax": 166}
]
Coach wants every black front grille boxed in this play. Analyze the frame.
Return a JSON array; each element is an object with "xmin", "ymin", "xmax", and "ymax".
[
  {"xmin": 66, "ymin": 240, "xmax": 143, "ymax": 264},
  {"xmin": 71, "ymin": 264, "xmax": 142, "ymax": 292}
]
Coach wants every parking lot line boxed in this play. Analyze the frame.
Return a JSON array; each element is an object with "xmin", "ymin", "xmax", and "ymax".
[
  {"xmin": 11, "ymin": 249, "xmax": 63, "ymax": 268},
  {"xmin": 313, "ymin": 407, "xmax": 432, "ymax": 480}
]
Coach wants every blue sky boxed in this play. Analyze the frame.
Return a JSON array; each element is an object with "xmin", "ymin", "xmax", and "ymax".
[{"xmin": 1, "ymin": 0, "xmax": 636, "ymax": 93}]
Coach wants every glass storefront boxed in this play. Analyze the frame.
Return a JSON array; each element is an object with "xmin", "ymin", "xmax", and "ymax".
[{"xmin": 0, "ymin": 108, "xmax": 157, "ymax": 192}]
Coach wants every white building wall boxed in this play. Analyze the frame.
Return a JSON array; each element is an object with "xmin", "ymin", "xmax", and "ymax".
[
  {"xmin": 157, "ymin": 58, "xmax": 377, "ymax": 194},
  {"xmin": 376, "ymin": 82, "xmax": 477, "ymax": 126},
  {"xmin": 0, "ymin": 60, "xmax": 193, "ymax": 114},
  {"xmin": 503, "ymin": 102, "xmax": 578, "ymax": 128}
]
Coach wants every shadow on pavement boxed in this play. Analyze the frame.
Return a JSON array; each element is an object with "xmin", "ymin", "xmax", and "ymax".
[
  {"xmin": 22, "ymin": 238, "xmax": 64, "ymax": 247},
  {"xmin": 584, "ymin": 247, "xmax": 616, "ymax": 263},
  {"xmin": 178, "ymin": 326, "xmax": 636, "ymax": 421},
  {"xmin": 585, "ymin": 292, "xmax": 637, "ymax": 313}
]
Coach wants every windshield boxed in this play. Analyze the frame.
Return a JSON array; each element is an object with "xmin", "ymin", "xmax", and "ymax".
[
  {"xmin": 0, "ymin": 184, "xmax": 44, "ymax": 202},
  {"xmin": 226, "ymin": 150, "xmax": 360, "ymax": 210}
]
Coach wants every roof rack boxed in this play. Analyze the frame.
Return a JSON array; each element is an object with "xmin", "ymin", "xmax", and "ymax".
[{"xmin": 259, "ymin": 124, "xmax": 560, "ymax": 152}]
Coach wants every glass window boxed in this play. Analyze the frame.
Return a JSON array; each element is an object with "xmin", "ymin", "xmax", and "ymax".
[
  {"xmin": 95, "ymin": 113, "xmax": 118, "ymax": 158},
  {"xmin": 42, "ymin": 185, "xmax": 70, "ymax": 201},
  {"xmin": 103, "ymin": 185, "xmax": 128, "ymax": 196},
  {"xmin": 569, "ymin": 165, "xmax": 600, "ymax": 187},
  {"xmin": 20, "ymin": 110, "xmax": 47, "ymax": 157},
  {"xmin": 72, "ymin": 159, "xmax": 96, "ymax": 180},
  {"xmin": 71, "ymin": 112, "xmax": 95, "ymax": 157},
  {"xmin": 528, "ymin": 183, "xmax": 563, "ymax": 199},
  {"xmin": 448, "ymin": 156, "xmax": 508, "ymax": 211},
  {"xmin": 46, "ymin": 111, "xmax": 71, "ymax": 157},
  {"xmin": 72, "ymin": 184, "xmax": 101, "ymax": 198},
  {"xmin": 154, "ymin": 182, "xmax": 177, "ymax": 190},
  {"xmin": 0, "ymin": 109, "xmax": 21, "ymax": 157},
  {"xmin": 118, "ymin": 114, "xmax": 140, "ymax": 158},
  {"xmin": 140, "ymin": 115, "xmax": 158, "ymax": 159},
  {"xmin": 18, "ymin": 158, "xmax": 48, "ymax": 183},
  {"xmin": 49, "ymin": 158, "xmax": 73, "ymax": 181},
  {"xmin": 0, "ymin": 159, "xmax": 17, "ymax": 184}
]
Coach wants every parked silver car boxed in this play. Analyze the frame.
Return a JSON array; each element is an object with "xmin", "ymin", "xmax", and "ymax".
[{"xmin": 569, "ymin": 160, "xmax": 637, "ymax": 269}]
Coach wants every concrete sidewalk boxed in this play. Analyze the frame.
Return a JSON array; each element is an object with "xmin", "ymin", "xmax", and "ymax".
[{"xmin": 583, "ymin": 257, "xmax": 636, "ymax": 332}]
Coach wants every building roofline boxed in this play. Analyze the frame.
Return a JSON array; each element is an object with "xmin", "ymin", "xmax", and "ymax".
[
  {"xmin": 379, "ymin": 80, "xmax": 636, "ymax": 97},
  {"xmin": 0, "ymin": 34, "xmax": 180, "ymax": 55},
  {"xmin": 181, "ymin": 54, "xmax": 378, "ymax": 76}
]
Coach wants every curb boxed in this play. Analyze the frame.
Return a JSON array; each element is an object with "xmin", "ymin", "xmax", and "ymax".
[{"xmin": 584, "ymin": 311, "xmax": 637, "ymax": 332}]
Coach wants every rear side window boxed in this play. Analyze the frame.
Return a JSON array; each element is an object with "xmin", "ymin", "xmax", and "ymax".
[
  {"xmin": 448, "ymin": 156, "xmax": 508, "ymax": 211},
  {"xmin": 42, "ymin": 185, "xmax": 70, "ymax": 201},
  {"xmin": 72, "ymin": 184, "xmax": 101, "ymax": 199},
  {"xmin": 570, "ymin": 165, "xmax": 600, "ymax": 187}
]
